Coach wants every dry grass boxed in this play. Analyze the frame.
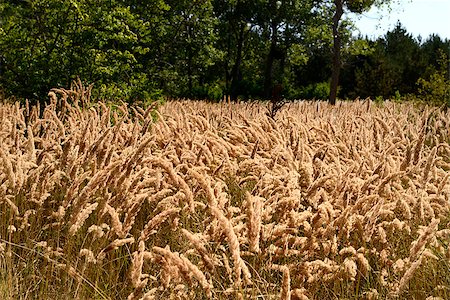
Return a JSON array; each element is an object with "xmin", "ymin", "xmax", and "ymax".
[{"xmin": 1, "ymin": 87, "xmax": 450, "ymax": 299}]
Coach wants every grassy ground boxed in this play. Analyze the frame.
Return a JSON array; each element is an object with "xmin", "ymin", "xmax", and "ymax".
[{"xmin": 1, "ymin": 90, "xmax": 450, "ymax": 299}]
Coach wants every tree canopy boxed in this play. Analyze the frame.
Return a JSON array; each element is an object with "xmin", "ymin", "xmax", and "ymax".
[{"xmin": 0, "ymin": 0, "xmax": 448, "ymax": 104}]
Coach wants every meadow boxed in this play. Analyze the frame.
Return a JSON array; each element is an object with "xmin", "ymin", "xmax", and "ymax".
[{"xmin": 1, "ymin": 85, "xmax": 450, "ymax": 299}]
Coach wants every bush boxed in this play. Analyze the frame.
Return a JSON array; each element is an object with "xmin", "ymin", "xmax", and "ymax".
[
  {"xmin": 297, "ymin": 81, "xmax": 331, "ymax": 100},
  {"xmin": 417, "ymin": 49, "xmax": 450, "ymax": 105},
  {"xmin": 191, "ymin": 83, "xmax": 224, "ymax": 101}
]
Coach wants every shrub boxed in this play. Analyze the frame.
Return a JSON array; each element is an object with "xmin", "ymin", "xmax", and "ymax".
[{"xmin": 417, "ymin": 49, "xmax": 450, "ymax": 105}]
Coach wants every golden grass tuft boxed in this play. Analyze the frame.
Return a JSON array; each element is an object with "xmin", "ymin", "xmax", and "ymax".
[{"xmin": 1, "ymin": 93, "xmax": 450, "ymax": 299}]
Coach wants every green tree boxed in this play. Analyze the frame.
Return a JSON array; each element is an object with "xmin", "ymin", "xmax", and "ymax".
[
  {"xmin": 213, "ymin": 0, "xmax": 261, "ymax": 100},
  {"xmin": 256, "ymin": 0, "xmax": 318, "ymax": 99},
  {"xmin": 0, "ymin": 0, "xmax": 170, "ymax": 102},
  {"xmin": 346, "ymin": 23, "xmax": 442, "ymax": 99},
  {"xmin": 213, "ymin": 0, "xmax": 321, "ymax": 101},
  {"xmin": 417, "ymin": 48, "xmax": 450, "ymax": 104},
  {"xmin": 350, "ymin": 23, "xmax": 422, "ymax": 98},
  {"xmin": 132, "ymin": 0, "xmax": 221, "ymax": 99},
  {"xmin": 327, "ymin": 0, "xmax": 396, "ymax": 104},
  {"xmin": 0, "ymin": 0, "xmax": 85, "ymax": 100}
]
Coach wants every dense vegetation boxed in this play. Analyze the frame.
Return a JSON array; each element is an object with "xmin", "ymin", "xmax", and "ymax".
[
  {"xmin": 1, "ymin": 1, "xmax": 448, "ymax": 104},
  {"xmin": 2, "ymin": 2, "xmax": 450, "ymax": 299},
  {"xmin": 2, "ymin": 87, "xmax": 450, "ymax": 299}
]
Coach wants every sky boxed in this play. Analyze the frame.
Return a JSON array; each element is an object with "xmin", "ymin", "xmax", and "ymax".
[{"xmin": 349, "ymin": 0, "xmax": 450, "ymax": 41}]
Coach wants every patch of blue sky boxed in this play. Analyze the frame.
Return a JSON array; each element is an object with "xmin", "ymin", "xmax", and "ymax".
[{"xmin": 348, "ymin": 0, "xmax": 450, "ymax": 40}]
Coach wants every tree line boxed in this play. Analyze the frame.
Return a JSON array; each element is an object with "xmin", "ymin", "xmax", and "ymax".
[{"xmin": 0, "ymin": 0, "xmax": 449, "ymax": 104}]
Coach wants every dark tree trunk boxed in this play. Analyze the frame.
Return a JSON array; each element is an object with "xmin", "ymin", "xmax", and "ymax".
[
  {"xmin": 187, "ymin": 50, "xmax": 193, "ymax": 96},
  {"xmin": 264, "ymin": 19, "xmax": 278, "ymax": 99},
  {"xmin": 187, "ymin": 23, "xmax": 194, "ymax": 97},
  {"xmin": 329, "ymin": 0, "xmax": 344, "ymax": 105},
  {"xmin": 224, "ymin": 29, "xmax": 231, "ymax": 100},
  {"xmin": 230, "ymin": 23, "xmax": 245, "ymax": 101}
]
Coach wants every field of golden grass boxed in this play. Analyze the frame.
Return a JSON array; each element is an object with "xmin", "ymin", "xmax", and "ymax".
[{"xmin": 1, "ymin": 88, "xmax": 450, "ymax": 299}]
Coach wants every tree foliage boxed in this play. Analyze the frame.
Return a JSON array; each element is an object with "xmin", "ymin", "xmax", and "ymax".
[
  {"xmin": 340, "ymin": 24, "xmax": 450, "ymax": 102},
  {"xmin": 0, "ymin": 0, "xmax": 448, "ymax": 104},
  {"xmin": 0, "ymin": 0, "xmax": 162, "ymax": 101}
]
